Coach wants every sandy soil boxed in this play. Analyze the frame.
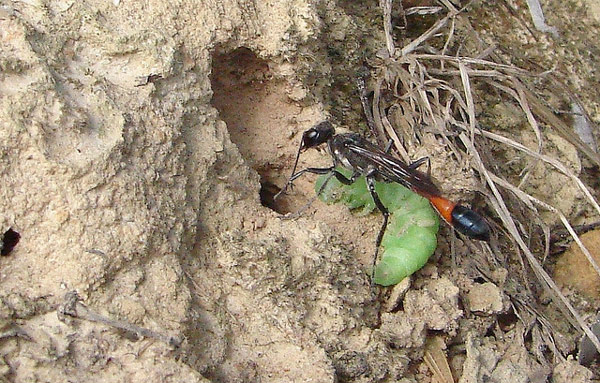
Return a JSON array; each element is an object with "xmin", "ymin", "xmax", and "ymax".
[{"xmin": 0, "ymin": 0, "xmax": 599, "ymax": 382}]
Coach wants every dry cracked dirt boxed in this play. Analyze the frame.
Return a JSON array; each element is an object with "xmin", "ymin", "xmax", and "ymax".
[{"xmin": 1, "ymin": 0, "xmax": 599, "ymax": 382}]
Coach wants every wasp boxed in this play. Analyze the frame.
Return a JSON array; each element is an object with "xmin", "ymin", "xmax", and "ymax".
[{"xmin": 276, "ymin": 120, "xmax": 490, "ymax": 280}]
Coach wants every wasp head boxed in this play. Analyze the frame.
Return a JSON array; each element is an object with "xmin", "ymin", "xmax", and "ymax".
[{"xmin": 300, "ymin": 121, "xmax": 335, "ymax": 151}]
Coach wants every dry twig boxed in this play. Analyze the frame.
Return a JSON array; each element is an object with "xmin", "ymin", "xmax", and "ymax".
[
  {"xmin": 59, "ymin": 291, "xmax": 181, "ymax": 348},
  {"xmin": 371, "ymin": 0, "xmax": 600, "ymax": 358}
]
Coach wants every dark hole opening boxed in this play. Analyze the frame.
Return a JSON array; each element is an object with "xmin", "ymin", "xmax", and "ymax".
[
  {"xmin": 260, "ymin": 180, "xmax": 283, "ymax": 212},
  {"xmin": 259, "ymin": 178, "xmax": 295, "ymax": 214},
  {"xmin": 497, "ymin": 309, "xmax": 519, "ymax": 332},
  {"xmin": 1, "ymin": 228, "xmax": 21, "ymax": 256}
]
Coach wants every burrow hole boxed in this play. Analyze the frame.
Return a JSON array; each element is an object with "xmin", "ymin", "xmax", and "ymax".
[
  {"xmin": 209, "ymin": 48, "xmax": 383, "ymax": 267},
  {"xmin": 210, "ymin": 47, "xmax": 303, "ymax": 214},
  {"xmin": 1, "ymin": 228, "xmax": 20, "ymax": 256}
]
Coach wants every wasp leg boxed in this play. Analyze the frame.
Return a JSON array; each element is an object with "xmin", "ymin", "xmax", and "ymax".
[
  {"xmin": 289, "ymin": 166, "xmax": 335, "ymax": 182},
  {"xmin": 408, "ymin": 156, "xmax": 429, "ymax": 170},
  {"xmin": 410, "ymin": 156, "xmax": 432, "ymax": 178},
  {"xmin": 384, "ymin": 139, "xmax": 394, "ymax": 154},
  {"xmin": 278, "ymin": 167, "xmax": 359, "ymax": 220},
  {"xmin": 274, "ymin": 166, "xmax": 335, "ymax": 201},
  {"xmin": 332, "ymin": 170, "xmax": 360, "ymax": 185},
  {"xmin": 365, "ymin": 172, "xmax": 390, "ymax": 284},
  {"xmin": 357, "ymin": 68, "xmax": 376, "ymax": 134},
  {"xmin": 287, "ymin": 166, "xmax": 358, "ymax": 186},
  {"xmin": 384, "ymin": 144, "xmax": 428, "ymax": 172},
  {"xmin": 295, "ymin": 169, "xmax": 360, "ymax": 218}
]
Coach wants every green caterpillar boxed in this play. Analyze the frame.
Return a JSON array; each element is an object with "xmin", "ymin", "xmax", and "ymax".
[{"xmin": 315, "ymin": 168, "xmax": 439, "ymax": 286}]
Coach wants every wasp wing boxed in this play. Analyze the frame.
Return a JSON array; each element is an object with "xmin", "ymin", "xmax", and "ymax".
[{"xmin": 346, "ymin": 143, "xmax": 441, "ymax": 196}]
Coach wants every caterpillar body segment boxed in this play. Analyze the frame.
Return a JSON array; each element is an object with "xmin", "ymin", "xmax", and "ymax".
[{"xmin": 316, "ymin": 169, "xmax": 439, "ymax": 285}]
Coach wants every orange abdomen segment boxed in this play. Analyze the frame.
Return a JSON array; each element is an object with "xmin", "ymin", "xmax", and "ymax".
[{"xmin": 427, "ymin": 195, "xmax": 457, "ymax": 224}]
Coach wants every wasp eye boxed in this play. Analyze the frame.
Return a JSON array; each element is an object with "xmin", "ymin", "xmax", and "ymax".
[{"xmin": 301, "ymin": 128, "xmax": 321, "ymax": 149}]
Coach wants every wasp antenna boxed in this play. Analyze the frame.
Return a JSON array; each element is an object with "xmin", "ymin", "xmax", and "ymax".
[
  {"xmin": 275, "ymin": 121, "xmax": 335, "ymax": 201},
  {"xmin": 274, "ymin": 137, "xmax": 305, "ymax": 201},
  {"xmin": 287, "ymin": 137, "xmax": 306, "ymax": 187}
]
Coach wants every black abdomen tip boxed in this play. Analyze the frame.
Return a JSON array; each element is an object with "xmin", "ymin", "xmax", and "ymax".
[{"xmin": 451, "ymin": 205, "xmax": 490, "ymax": 241}]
